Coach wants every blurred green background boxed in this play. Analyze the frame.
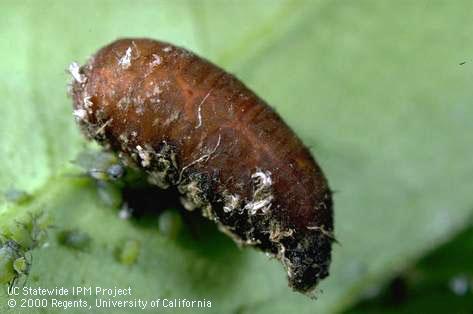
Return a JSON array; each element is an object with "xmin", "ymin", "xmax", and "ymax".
[{"xmin": 1, "ymin": 1, "xmax": 472, "ymax": 313}]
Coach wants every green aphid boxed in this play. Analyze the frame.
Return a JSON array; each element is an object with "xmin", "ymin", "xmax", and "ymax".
[
  {"xmin": 97, "ymin": 182, "xmax": 123, "ymax": 208},
  {"xmin": 3, "ymin": 188, "xmax": 31, "ymax": 204},
  {"xmin": 73, "ymin": 150, "xmax": 124, "ymax": 181},
  {"xmin": 0, "ymin": 241, "xmax": 24, "ymax": 284},
  {"xmin": 13, "ymin": 257, "xmax": 28, "ymax": 275},
  {"xmin": 57, "ymin": 230, "xmax": 91, "ymax": 251},
  {"xmin": 6, "ymin": 222, "xmax": 33, "ymax": 249},
  {"xmin": 158, "ymin": 209, "xmax": 183, "ymax": 240},
  {"xmin": 5, "ymin": 212, "xmax": 51, "ymax": 250},
  {"xmin": 0, "ymin": 246, "xmax": 16, "ymax": 284},
  {"xmin": 116, "ymin": 239, "xmax": 141, "ymax": 266}
]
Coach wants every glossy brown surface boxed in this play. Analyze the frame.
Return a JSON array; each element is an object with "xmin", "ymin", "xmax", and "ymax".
[{"xmin": 71, "ymin": 38, "xmax": 334, "ymax": 294}]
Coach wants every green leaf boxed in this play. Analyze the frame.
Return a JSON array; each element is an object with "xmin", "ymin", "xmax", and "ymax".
[
  {"xmin": 1, "ymin": 1, "xmax": 473, "ymax": 313},
  {"xmin": 346, "ymin": 224, "xmax": 473, "ymax": 314}
]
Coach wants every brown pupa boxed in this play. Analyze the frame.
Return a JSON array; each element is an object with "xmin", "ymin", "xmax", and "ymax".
[{"xmin": 69, "ymin": 38, "xmax": 334, "ymax": 294}]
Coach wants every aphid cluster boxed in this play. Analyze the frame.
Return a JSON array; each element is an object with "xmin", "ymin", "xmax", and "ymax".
[
  {"xmin": 73, "ymin": 150, "xmax": 125, "ymax": 182},
  {"xmin": 69, "ymin": 38, "xmax": 334, "ymax": 294},
  {"xmin": 0, "ymin": 212, "xmax": 50, "ymax": 287},
  {"xmin": 73, "ymin": 150, "xmax": 125, "ymax": 208},
  {"xmin": 0, "ymin": 240, "xmax": 30, "ymax": 287}
]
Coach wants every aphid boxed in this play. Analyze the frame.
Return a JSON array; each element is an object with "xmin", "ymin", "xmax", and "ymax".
[
  {"xmin": 0, "ymin": 240, "xmax": 31, "ymax": 287},
  {"xmin": 72, "ymin": 149, "xmax": 126, "ymax": 208},
  {"xmin": 73, "ymin": 150, "xmax": 125, "ymax": 181},
  {"xmin": 3, "ymin": 212, "xmax": 51, "ymax": 251},
  {"xmin": 96, "ymin": 181, "xmax": 123, "ymax": 208},
  {"xmin": 2, "ymin": 188, "xmax": 31, "ymax": 204},
  {"xmin": 0, "ymin": 212, "xmax": 50, "ymax": 288},
  {"xmin": 158, "ymin": 208, "xmax": 183, "ymax": 239},
  {"xmin": 115, "ymin": 239, "xmax": 141, "ymax": 266},
  {"xmin": 13, "ymin": 256, "xmax": 28, "ymax": 275},
  {"xmin": 0, "ymin": 241, "xmax": 20, "ymax": 284},
  {"xmin": 70, "ymin": 38, "xmax": 334, "ymax": 294},
  {"xmin": 56, "ymin": 229, "xmax": 91, "ymax": 251}
]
